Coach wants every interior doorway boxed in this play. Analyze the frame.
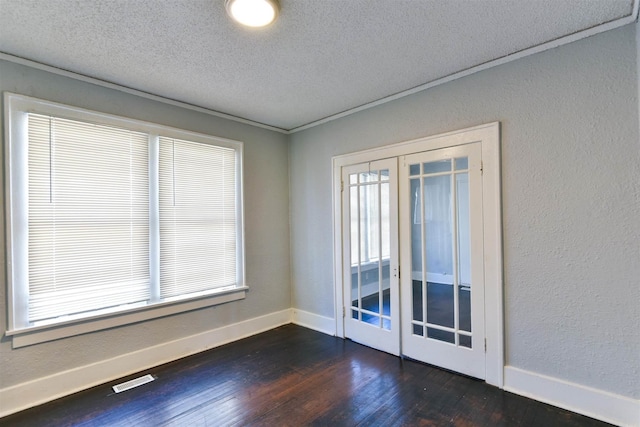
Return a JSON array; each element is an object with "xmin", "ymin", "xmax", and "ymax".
[{"xmin": 332, "ymin": 123, "xmax": 504, "ymax": 386}]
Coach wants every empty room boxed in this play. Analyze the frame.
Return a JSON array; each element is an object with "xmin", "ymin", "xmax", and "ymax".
[{"xmin": 0, "ymin": 1, "xmax": 639, "ymax": 426}]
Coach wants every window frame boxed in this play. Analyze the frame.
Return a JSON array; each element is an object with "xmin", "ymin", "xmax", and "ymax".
[{"xmin": 4, "ymin": 92, "xmax": 247, "ymax": 348}]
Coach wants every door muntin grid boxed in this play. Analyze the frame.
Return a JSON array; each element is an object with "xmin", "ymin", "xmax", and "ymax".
[
  {"xmin": 349, "ymin": 169, "xmax": 391, "ymax": 330},
  {"xmin": 409, "ymin": 157, "xmax": 472, "ymax": 348}
]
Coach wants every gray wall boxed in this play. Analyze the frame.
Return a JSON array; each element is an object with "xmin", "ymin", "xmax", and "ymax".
[
  {"xmin": 290, "ymin": 25, "xmax": 640, "ymax": 399},
  {"xmin": 1, "ymin": 21, "xmax": 638, "ymax": 404},
  {"xmin": 0, "ymin": 59, "xmax": 291, "ymax": 388}
]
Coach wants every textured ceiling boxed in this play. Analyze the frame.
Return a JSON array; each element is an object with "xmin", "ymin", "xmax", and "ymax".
[{"xmin": 0, "ymin": 0, "xmax": 635, "ymax": 131}]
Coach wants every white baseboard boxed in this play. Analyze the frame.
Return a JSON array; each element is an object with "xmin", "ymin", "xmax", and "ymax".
[
  {"xmin": 291, "ymin": 309, "xmax": 335, "ymax": 336},
  {"xmin": 0, "ymin": 309, "xmax": 292, "ymax": 418},
  {"xmin": 6, "ymin": 318, "xmax": 636, "ymax": 426},
  {"xmin": 504, "ymin": 366, "xmax": 640, "ymax": 427}
]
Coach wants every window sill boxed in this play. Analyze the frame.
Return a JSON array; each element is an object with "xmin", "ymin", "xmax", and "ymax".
[{"xmin": 6, "ymin": 286, "xmax": 248, "ymax": 348}]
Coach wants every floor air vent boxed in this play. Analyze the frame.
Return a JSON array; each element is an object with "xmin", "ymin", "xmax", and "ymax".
[{"xmin": 112, "ymin": 374, "xmax": 155, "ymax": 393}]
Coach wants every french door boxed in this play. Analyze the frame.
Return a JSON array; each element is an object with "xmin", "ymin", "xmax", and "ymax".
[
  {"xmin": 341, "ymin": 143, "xmax": 485, "ymax": 379},
  {"xmin": 342, "ymin": 158, "xmax": 400, "ymax": 355},
  {"xmin": 399, "ymin": 142, "xmax": 485, "ymax": 379}
]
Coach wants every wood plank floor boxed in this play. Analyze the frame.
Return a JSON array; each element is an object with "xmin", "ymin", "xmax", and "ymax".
[{"xmin": 2, "ymin": 325, "xmax": 612, "ymax": 427}]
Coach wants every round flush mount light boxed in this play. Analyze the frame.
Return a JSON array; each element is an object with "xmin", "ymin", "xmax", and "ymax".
[{"xmin": 225, "ymin": 0, "xmax": 280, "ymax": 28}]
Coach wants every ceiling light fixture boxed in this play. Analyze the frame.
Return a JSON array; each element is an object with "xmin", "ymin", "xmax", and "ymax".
[{"xmin": 225, "ymin": 0, "xmax": 280, "ymax": 28}]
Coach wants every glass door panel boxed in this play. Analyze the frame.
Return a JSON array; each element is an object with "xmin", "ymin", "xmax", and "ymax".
[
  {"xmin": 343, "ymin": 159, "xmax": 399, "ymax": 355},
  {"xmin": 354, "ymin": 171, "xmax": 382, "ymax": 326},
  {"xmin": 410, "ymin": 161, "xmax": 463, "ymax": 346},
  {"xmin": 400, "ymin": 143, "xmax": 485, "ymax": 379}
]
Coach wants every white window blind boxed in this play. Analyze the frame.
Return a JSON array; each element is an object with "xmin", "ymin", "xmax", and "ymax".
[
  {"xmin": 27, "ymin": 114, "xmax": 150, "ymax": 323},
  {"xmin": 159, "ymin": 137, "xmax": 237, "ymax": 299},
  {"xmin": 6, "ymin": 93, "xmax": 245, "ymax": 343}
]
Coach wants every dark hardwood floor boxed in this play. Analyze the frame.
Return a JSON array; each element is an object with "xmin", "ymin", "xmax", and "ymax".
[{"xmin": 1, "ymin": 325, "xmax": 611, "ymax": 427}]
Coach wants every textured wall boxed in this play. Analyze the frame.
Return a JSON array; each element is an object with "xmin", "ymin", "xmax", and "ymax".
[
  {"xmin": 290, "ymin": 25, "xmax": 640, "ymax": 399},
  {"xmin": 0, "ymin": 59, "xmax": 291, "ymax": 388}
]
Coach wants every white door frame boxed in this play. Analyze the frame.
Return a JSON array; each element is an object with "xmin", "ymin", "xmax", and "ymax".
[{"xmin": 332, "ymin": 122, "xmax": 504, "ymax": 387}]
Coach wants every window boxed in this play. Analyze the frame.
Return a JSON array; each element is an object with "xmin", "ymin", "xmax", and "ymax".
[
  {"xmin": 26, "ymin": 114, "xmax": 151, "ymax": 324},
  {"xmin": 158, "ymin": 137, "xmax": 239, "ymax": 300},
  {"xmin": 5, "ymin": 93, "xmax": 245, "ymax": 347}
]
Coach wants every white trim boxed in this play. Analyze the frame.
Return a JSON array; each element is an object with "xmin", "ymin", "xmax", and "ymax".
[
  {"xmin": 480, "ymin": 123, "xmax": 504, "ymax": 387},
  {"xmin": 331, "ymin": 122, "xmax": 503, "ymax": 386},
  {"xmin": 289, "ymin": 6, "xmax": 639, "ymax": 133},
  {"xmin": 291, "ymin": 309, "xmax": 335, "ymax": 336},
  {"xmin": 4, "ymin": 92, "xmax": 246, "ymax": 150},
  {"xmin": 8, "ymin": 288, "xmax": 248, "ymax": 348},
  {"xmin": 504, "ymin": 366, "xmax": 640, "ymax": 427},
  {"xmin": 332, "ymin": 158, "xmax": 344, "ymax": 337},
  {"xmin": 0, "ymin": 309, "xmax": 292, "ymax": 418},
  {"xmin": 2, "ymin": 3, "xmax": 637, "ymax": 135},
  {"xmin": 0, "ymin": 53, "xmax": 289, "ymax": 134},
  {"xmin": 332, "ymin": 122, "xmax": 498, "ymax": 167}
]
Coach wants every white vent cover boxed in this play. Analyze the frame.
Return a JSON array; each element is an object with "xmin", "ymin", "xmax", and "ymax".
[{"xmin": 112, "ymin": 374, "xmax": 155, "ymax": 393}]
